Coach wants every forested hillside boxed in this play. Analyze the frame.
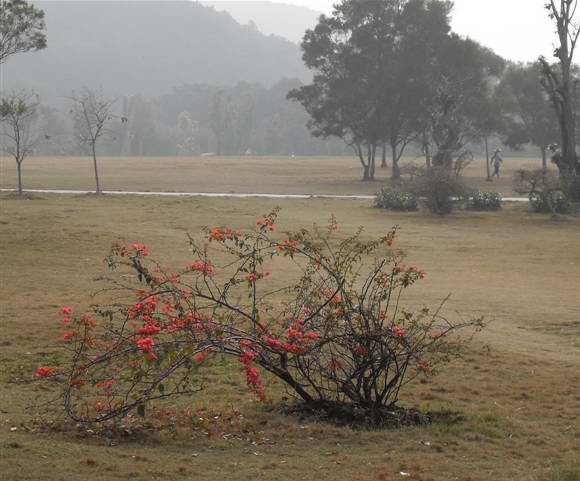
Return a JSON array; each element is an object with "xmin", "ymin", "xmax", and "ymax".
[{"xmin": 2, "ymin": 1, "xmax": 309, "ymax": 105}]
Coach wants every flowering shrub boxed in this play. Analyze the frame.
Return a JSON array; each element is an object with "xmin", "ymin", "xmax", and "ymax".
[
  {"xmin": 39, "ymin": 210, "xmax": 483, "ymax": 423},
  {"xmin": 375, "ymin": 188, "xmax": 418, "ymax": 212},
  {"xmin": 466, "ymin": 191, "xmax": 502, "ymax": 211}
]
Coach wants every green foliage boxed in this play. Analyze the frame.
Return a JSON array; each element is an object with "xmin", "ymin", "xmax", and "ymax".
[
  {"xmin": 289, "ymin": 0, "xmax": 505, "ymax": 180},
  {"xmin": 375, "ymin": 188, "xmax": 418, "ymax": 212},
  {"xmin": 0, "ymin": 0, "xmax": 46, "ymax": 63},
  {"xmin": 466, "ymin": 191, "xmax": 502, "ymax": 211},
  {"xmin": 495, "ymin": 63, "xmax": 559, "ymax": 153}
]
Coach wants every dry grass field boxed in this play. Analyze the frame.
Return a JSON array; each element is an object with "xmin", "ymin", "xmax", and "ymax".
[
  {"xmin": 0, "ymin": 155, "xmax": 554, "ymax": 196},
  {"xmin": 1, "ymin": 191, "xmax": 579, "ymax": 481}
]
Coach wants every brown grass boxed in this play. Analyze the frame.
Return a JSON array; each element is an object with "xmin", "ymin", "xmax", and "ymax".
[
  {"xmin": 0, "ymin": 155, "xmax": 554, "ymax": 196},
  {"xmin": 0, "ymin": 194, "xmax": 579, "ymax": 481}
]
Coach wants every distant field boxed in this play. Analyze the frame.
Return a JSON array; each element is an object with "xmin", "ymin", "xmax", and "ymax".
[
  {"xmin": 1, "ymin": 194, "xmax": 579, "ymax": 481},
  {"xmin": 0, "ymin": 155, "xmax": 552, "ymax": 196}
]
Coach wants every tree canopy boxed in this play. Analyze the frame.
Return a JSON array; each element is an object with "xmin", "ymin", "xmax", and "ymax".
[
  {"xmin": 289, "ymin": 0, "xmax": 505, "ymax": 181},
  {"xmin": 0, "ymin": 0, "xmax": 46, "ymax": 63}
]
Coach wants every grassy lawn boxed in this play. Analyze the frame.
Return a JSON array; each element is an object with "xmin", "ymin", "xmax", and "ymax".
[
  {"xmin": 0, "ymin": 155, "xmax": 553, "ymax": 196},
  {"xmin": 1, "ymin": 193, "xmax": 579, "ymax": 481}
]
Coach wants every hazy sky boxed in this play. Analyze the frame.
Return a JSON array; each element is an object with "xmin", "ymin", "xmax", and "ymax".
[{"xmin": 210, "ymin": 0, "xmax": 564, "ymax": 62}]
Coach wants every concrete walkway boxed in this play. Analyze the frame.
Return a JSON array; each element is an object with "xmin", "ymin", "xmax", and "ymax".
[{"xmin": 0, "ymin": 188, "xmax": 529, "ymax": 202}]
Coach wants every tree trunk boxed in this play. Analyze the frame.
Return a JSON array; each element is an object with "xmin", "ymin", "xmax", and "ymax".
[
  {"xmin": 357, "ymin": 145, "xmax": 370, "ymax": 181},
  {"xmin": 423, "ymin": 133, "xmax": 431, "ymax": 168},
  {"xmin": 92, "ymin": 143, "xmax": 101, "ymax": 194},
  {"xmin": 485, "ymin": 136, "xmax": 491, "ymax": 181},
  {"xmin": 380, "ymin": 142, "xmax": 388, "ymax": 168},
  {"xmin": 16, "ymin": 160, "xmax": 23, "ymax": 195},
  {"xmin": 368, "ymin": 144, "xmax": 376, "ymax": 181},
  {"xmin": 391, "ymin": 143, "xmax": 400, "ymax": 181},
  {"xmin": 541, "ymin": 146, "xmax": 548, "ymax": 172}
]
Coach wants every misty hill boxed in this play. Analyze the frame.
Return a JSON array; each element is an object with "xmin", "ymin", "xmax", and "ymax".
[
  {"xmin": 2, "ymin": 1, "xmax": 309, "ymax": 105},
  {"xmin": 201, "ymin": 1, "xmax": 322, "ymax": 43}
]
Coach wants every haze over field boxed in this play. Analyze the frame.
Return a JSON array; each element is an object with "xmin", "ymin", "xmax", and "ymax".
[
  {"xmin": 1, "ymin": 1, "xmax": 580, "ymax": 480},
  {"xmin": 206, "ymin": 0, "xmax": 561, "ymax": 61}
]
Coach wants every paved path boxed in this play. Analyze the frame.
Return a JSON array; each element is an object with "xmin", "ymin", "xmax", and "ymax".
[{"xmin": 0, "ymin": 188, "xmax": 529, "ymax": 202}]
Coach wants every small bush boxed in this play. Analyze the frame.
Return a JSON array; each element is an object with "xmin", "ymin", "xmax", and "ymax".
[
  {"xmin": 375, "ymin": 188, "xmax": 418, "ymax": 211},
  {"xmin": 513, "ymin": 169, "xmax": 570, "ymax": 214},
  {"xmin": 466, "ymin": 191, "xmax": 502, "ymax": 211},
  {"xmin": 409, "ymin": 166, "xmax": 467, "ymax": 215}
]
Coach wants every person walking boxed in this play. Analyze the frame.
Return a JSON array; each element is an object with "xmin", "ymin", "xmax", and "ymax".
[{"xmin": 491, "ymin": 148, "xmax": 503, "ymax": 179}]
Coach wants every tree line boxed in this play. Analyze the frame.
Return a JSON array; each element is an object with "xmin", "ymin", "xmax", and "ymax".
[
  {"xmin": 288, "ymin": 0, "xmax": 579, "ymax": 188},
  {"xmin": 1, "ymin": 0, "xmax": 579, "ymax": 197}
]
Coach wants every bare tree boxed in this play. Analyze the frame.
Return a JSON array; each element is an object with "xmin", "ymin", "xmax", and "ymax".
[
  {"xmin": 539, "ymin": 0, "xmax": 579, "ymax": 193},
  {"xmin": 0, "ymin": 90, "xmax": 39, "ymax": 194},
  {"xmin": 69, "ymin": 89, "xmax": 116, "ymax": 194},
  {"xmin": 0, "ymin": 0, "xmax": 46, "ymax": 64}
]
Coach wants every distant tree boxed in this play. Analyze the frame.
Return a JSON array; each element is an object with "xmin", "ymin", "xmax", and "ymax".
[
  {"xmin": 472, "ymin": 91, "xmax": 506, "ymax": 181},
  {"xmin": 176, "ymin": 111, "xmax": 198, "ymax": 155},
  {"xmin": 288, "ymin": 0, "xmax": 401, "ymax": 181},
  {"xmin": 428, "ymin": 38, "xmax": 505, "ymax": 170},
  {"xmin": 0, "ymin": 0, "xmax": 46, "ymax": 63},
  {"xmin": 70, "ymin": 89, "xmax": 116, "ymax": 194},
  {"xmin": 384, "ymin": 0, "xmax": 453, "ymax": 180},
  {"xmin": 539, "ymin": 0, "xmax": 579, "ymax": 192},
  {"xmin": 290, "ymin": 0, "xmax": 503, "ymax": 181},
  {"xmin": 496, "ymin": 63, "xmax": 560, "ymax": 171},
  {"xmin": 210, "ymin": 90, "xmax": 233, "ymax": 155},
  {"xmin": 0, "ymin": 90, "xmax": 39, "ymax": 194}
]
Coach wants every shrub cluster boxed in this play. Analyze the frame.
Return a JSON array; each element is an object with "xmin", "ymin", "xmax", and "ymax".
[
  {"xmin": 513, "ymin": 169, "xmax": 570, "ymax": 214},
  {"xmin": 409, "ymin": 166, "xmax": 467, "ymax": 215},
  {"xmin": 466, "ymin": 191, "xmax": 502, "ymax": 211},
  {"xmin": 374, "ymin": 188, "xmax": 418, "ymax": 212},
  {"xmin": 36, "ymin": 211, "xmax": 483, "ymax": 424}
]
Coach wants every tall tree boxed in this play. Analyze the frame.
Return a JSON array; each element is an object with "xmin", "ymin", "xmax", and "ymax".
[
  {"xmin": 386, "ymin": 0, "xmax": 452, "ymax": 180},
  {"xmin": 0, "ymin": 0, "xmax": 46, "ymax": 63},
  {"xmin": 539, "ymin": 0, "xmax": 579, "ymax": 191},
  {"xmin": 496, "ymin": 63, "xmax": 560, "ymax": 170},
  {"xmin": 428, "ymin": 37, "xmax": 505, "ymax": 169},
  {"xmin": 288, "ymin": 0, "xmax": 401, "ymax": 181},
  {"xmin": 70, "ymin": 89, "xmax": 116, "ymax": 194},
  {"xmin": 0, "ymin": 90, "xmax": 39, "ymax": 194}
]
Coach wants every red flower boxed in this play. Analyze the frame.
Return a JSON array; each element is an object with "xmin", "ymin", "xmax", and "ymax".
[
  {"xmin": 95, "ymin": 379, "xmax": 116, "ymax": 390},
  {"xmin": 418, "ymin": 360, "xmax": 432, "ymax": 374},
  {"xmin": 138, "ymin": 324, "xmax": 161, "ymax": 336},
  {"xmin": 137, "ymin": 337, "xmax": 155, "ymax": 353},
  {"xmin": 35, "ymin": 366, "xmax": 55, "ymax": 378},
  {"xmin": 277, "ymin": 239, "xmax": 299, "ymax": 253},
  {"xmin": 188, "ymin": 261, "xmax": 215, "ymax": 277},
  {"xmin": 304, "ymin": 332, "xmax": 320, "ymax": 341},
  {"xmin": 392, "ymin": 326, "xmax": 406, "ymax": 338},
  {"xmin": 245, "ymin": 271, "xmax": 271, "ymax": 284},
  {"xmin": 209, "ymin": 228, "xmax": 225, "ymax": 242},
  {"xmin": 60, "ymin": 306, "xmax": 73, "ymax": 324},
  {"xmin": 257, "ymin": 217, "xmax": 276, "ymax": 232},
  {"xmin": 194, "ymin": 350, "xmax": 211, "ymax": 363},
  {"xmin": 130, "ymin": 243, "xmax": 150, "ymax": 257},
  {"xmin": 63, "ymin": 330, "xmax": 78, "ymax": 342}
]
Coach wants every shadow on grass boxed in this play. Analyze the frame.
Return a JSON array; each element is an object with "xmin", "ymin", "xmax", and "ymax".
[{"xmin": 276, "ymin": 401, "xmax": 465, "ymax": 431}]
